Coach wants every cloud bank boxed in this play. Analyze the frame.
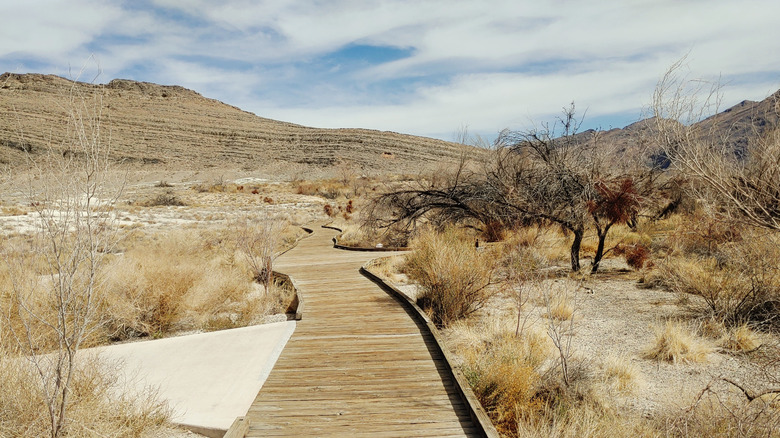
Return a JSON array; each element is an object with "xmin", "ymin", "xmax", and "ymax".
[{"xmin": 2, "ymin": 0, "xmax": 779, "ymax": 140}]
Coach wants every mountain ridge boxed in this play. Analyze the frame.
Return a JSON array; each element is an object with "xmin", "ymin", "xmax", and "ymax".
[{"xmin": 0, "ymin": 72, "xmax": 471, "ymax": 179}]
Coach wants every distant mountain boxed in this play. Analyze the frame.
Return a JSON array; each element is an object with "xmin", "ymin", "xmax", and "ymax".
[
  {"xmin": 565, "ymin": 89, "xmax": 780, "ymax": 165},
  {"xmin": 0, "ymin": 73, "xmax": 471, "ymax": 178},
  {"xmin": 695, "ymin": 90, "xmax": 780, "ymax": 157}
]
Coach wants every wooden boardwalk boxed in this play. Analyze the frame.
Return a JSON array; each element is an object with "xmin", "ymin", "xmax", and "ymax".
[{"xmin": 244, "ymin": 226, "xmax": 482, "ymax": 437}]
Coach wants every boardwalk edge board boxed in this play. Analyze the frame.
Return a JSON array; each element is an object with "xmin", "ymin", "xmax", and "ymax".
[
  {"xmin": 224, "ymin": 417, "xmax": 250, "ymax": 438},
  {"xmin": 359, "ymin": 262, "xmax": 501, "ymax": 438},
  {"xmin": 322, "ymin": 224, "xmax": 410, "ymax": 252}
]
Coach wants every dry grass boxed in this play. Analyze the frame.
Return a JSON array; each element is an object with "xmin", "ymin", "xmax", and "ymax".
[
  {"xmin": 643, "ymin": 320, "xmax": 713, "ymax": 364},
  {"xmin": 364, "ymin": 255, "xmax": 407, "ymax": 283},
  {"xmin": 719, "ymin": 324, "xmax": 762, "ymax": 353},
  {"xmin": 658, "ymin": 230, "xmax": 780, "ymax": 328},
  {"xmin": 601, "ymin": 355, "xmax": 642, "ymax": 394},
  {"xmin": 143, "ymin": 190, "xmax": 186, "ymax": 207},
  {"xmin": 1, "ymin": 224, "xmax": 300, "ymax": 349},
  {"xmin": 0, "ymin": 348, "xmax": 173, "ymax": 437},
  {"xmin": 451, "ymin": 320, "xmax": 552, "ymax": 437},
  {"xmin": 1, "ymin": 205, "xmax": 28, "ymax": 216},
  {"xmin": 404, "ymin": 227, "xmax": 497, "ymax": 326},
  {"xmin": 99, "ymin": 227, "xmax": 295, "ymax": 341},
  {"xmin": 546, "ymin": 294, "xmax": 575, "ymax": 321},
  {"xmin": 657, "ymin": 390, "xmax": 780, "ymax": 438},
  {"xmin": 293, "ymin": 179, "xmax": 348, "ymax": 199},
  {"xmin": 451, "ymin": 319, "xmax": 658, "ymax": 438}
]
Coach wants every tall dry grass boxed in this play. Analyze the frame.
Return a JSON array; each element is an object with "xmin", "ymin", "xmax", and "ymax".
[
  {"xmin": 659, "ymin": 228, "xmax": 780, "ymax": 328},
  {"xmin": 451, "ymin": 320, "xmax": 552, "ymax": 437},
  {"xmin": 643, "ymin": 320, "xmax": 713, "ymax": 364},
  {"xmin": 0, "ymin": 347, "xmax": 172, "ymax": 437},
  {"xmin": 1, "ymin": 225, "xmax": 299, "ymax": 347},
  {"xmin": 99, "ymin": 227, "xmax": 294, "ymax": 341},
  {"xmin": 404, "ymin": 227, "xmax": 497, "ymax": 326}
]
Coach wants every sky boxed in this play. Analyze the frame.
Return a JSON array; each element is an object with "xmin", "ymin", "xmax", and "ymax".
[{"xmin": 1, "ymin": 0, "xmax": 779, "ymax": 142}]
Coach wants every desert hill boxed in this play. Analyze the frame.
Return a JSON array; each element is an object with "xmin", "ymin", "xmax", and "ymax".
[
  {"xmin": 569, "ymin": 89, "xmax": 780, "ymax": 160},
  {"xmin": 0, "ymin": 73, "xmax": 471, "ymax": 178}
]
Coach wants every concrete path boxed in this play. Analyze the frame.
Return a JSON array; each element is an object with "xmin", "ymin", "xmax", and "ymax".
[{"xmin": 89, "ymin": 320, "xmax": 295, "ymax": 436}]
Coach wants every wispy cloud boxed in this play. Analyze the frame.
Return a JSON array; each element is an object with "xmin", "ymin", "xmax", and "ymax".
[{"xmin": 2, "ymin": 0, "xmax": 778, "ymax": 140}]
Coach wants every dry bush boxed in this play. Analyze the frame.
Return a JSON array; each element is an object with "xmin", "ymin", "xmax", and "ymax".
[
  {"xmin": 232, "ymin": 214, "xmax": 285, "ymax": 291},
  {"xmin": 364, "ymin": 255, "xmax": 406, "ymax": 284},
  {"xmin": 294, "ymin": 179, "xmax": 346, "ymax": 199},
  {"xmin": 657, "ymin": 386, "xmax": 780, "ymax": 438},
  {"xmin": 323, "ymin": 203, "xmax": 334, "ymax": 217},
  {"xmin": 404, "ymin": 227, "xmax": 497, "ymax": 326},
  {"xmin": 660, "ymin": 231, "xmax": 780, "ymax": 328},
  {"xmin": 452, "ymin": 321, "xmax": 551, "ymax": 437},
  {"xmin": 1, "ymin": 205, "xmax": 28, "ymax": 216},
  {"xmin": 516, "ymin": 401, "xmax": 657, "ymax": 438},
  {"xmin": 144, "ymin": 190, "xmax": 186, "ymax": 207},
  {"xmin": 643, "ymin": 320, "xmax": 713, "ymax": 363},
  {"xmin": 613, "ymin": 243, "xmax": 651, "ymax": 270},
  {"xmin": 481, "ymin": 220, "xmax": 508, "ymax": 242},
  {"xmin": 453, "ymin": 319, "xmax": 653, "ymax": 438},
  {"xmin": 667, "ymin": 209, "xmax": 741, "ymax": 257},
  {"xmin": 337, "ymin": 220, "xmax": 410, "ymax": 248},
  {"xmin": 0, "ymin": 348, "xmax": 172, "ymax": 437}
]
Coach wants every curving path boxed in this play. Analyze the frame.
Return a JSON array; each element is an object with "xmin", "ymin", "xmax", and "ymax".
[{"xmin": 244, "ymin": 226, "xmax": 482, "ymax": 437}]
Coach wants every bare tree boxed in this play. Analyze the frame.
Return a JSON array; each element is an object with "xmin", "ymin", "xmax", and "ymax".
[
  {"xmin": 370, "ymin": 105, "xmax": 657, "ymax": 272},
  {"xmin": 234, "ymin": 212, "xmax": 286, "ymax": 293},
  {"xmin": 2, "ymin": 71, "xmax": 123, "ymax": 437},
  {"xmin": 653, "ymin": 60, "xmax": 780, "ymax": 231}
]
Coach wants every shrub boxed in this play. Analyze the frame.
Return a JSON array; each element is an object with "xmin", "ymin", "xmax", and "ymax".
[
  {"xmin": 661, "ymin": 232, "xmax": 780, "ymax": 328},
  {"xmin": 294, "ymin": 179, "xmax": 346, "ymax": 199},
  {"xmin": 455, "ymin": 323, "xmax": 551, "ymax": 437},
  {"xmin": 669, "ymin": 210, "xmax": 741, "ymax": 257},
  {"xmin": 145, "ymin": 190, "xmax": 185, "ymax": 207},
  {"xmin": 404, "ymin": 227, "xmax": 496, "ymax": 326},
  {"xmin": 481, "ymin": 220, "xmax": 507, "ymax": 242},
  {"xmin": 614, "ymin": 243, "xmax": 651, "ymax": 270}
]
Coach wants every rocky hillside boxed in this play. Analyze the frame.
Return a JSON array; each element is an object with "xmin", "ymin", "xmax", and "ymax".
[
  {"xmin": 569, "ymin": 89, "xmax": 780, "ymax": 160},
  {"xmin": 0, "ymin": 73, "xmax": 471, "ymax": 178}
]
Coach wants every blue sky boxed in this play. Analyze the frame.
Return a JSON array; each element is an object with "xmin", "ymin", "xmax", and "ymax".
[{"xmin": 2, "ymin": 0, "xmax": 779, "ymax": 142}]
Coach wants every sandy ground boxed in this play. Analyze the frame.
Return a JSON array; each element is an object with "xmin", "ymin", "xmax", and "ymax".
[{"xmin": 385, "ymin": 256, "xmax": 778, "ymax": 419}]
